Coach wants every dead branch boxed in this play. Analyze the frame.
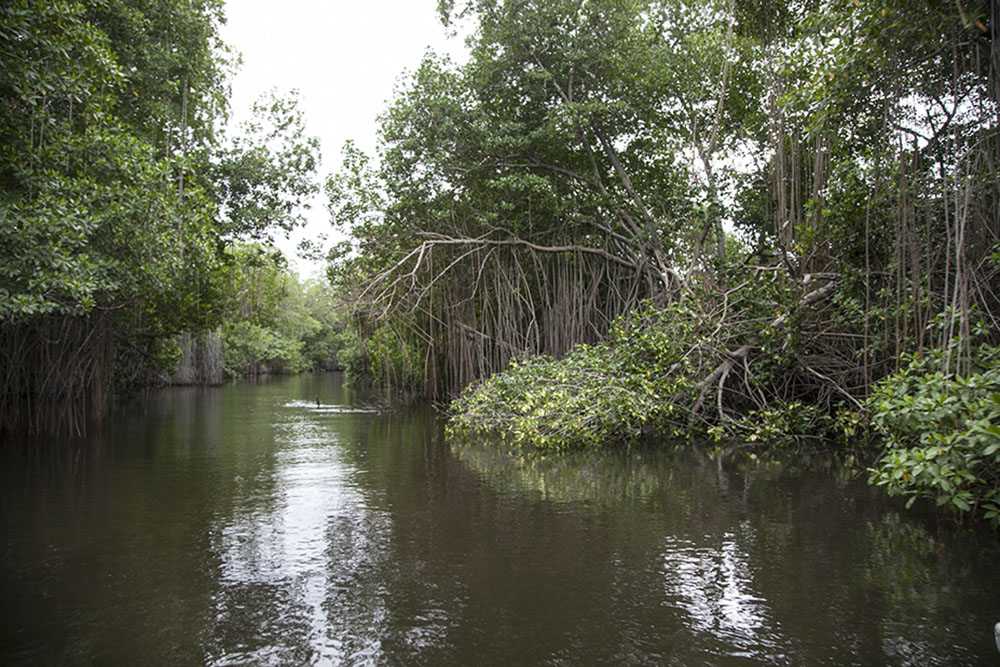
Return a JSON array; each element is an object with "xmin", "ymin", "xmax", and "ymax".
[{"xmin": 690, "ymin": 277, "xmax": 839, "ymax": 420}]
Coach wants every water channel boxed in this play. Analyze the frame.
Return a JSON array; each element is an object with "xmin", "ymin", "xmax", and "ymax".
[{"xmin": 2, "ymin": 373, "xmax": 998, "ymax": 665}]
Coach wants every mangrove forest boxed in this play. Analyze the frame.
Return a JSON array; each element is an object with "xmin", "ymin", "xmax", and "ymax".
[
  {"xmin": 327, "ymin": 0, "xmax": 1000, "ymax": 528},
  {"xmin": 3, "ymin": 0, "xmax": 1000, "ymax": 530},
  {"xmin": 4, "ymin": 1, "xmax": 1000, "ymax": 664}
]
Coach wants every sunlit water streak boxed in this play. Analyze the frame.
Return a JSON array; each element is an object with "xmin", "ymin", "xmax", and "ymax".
[
  {"xmin": 660, "ymin": 530, "xmax": 789, "ymax": 662},
  {"xmin": 207, "ymin": 403, "xmax": 391, "ymax": 665}
]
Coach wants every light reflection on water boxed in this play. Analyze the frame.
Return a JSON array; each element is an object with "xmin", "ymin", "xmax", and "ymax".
[
  {"xmin": 2, "ymin": 373, "xmax": 999, "ymax": 666},
  {"xmin": 660, "ymin": 531, "xmax": 783, "ymax": 661},
  {"xmin": 207, "ymin": 407, "xmax": 393, "ymax": 665}
]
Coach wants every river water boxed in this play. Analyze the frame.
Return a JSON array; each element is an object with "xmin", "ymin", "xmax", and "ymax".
[{"xmin": 2, "ymin": 373, "xmax": 998, "ymax": 665}]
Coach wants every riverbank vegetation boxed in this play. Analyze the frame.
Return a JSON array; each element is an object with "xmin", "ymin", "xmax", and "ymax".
[
  {"xmin": 3, "ymin": 0, "xmax": 998, "ymax": 528},
  {"xmin": 0, "ymin": 0, "xmax": 324, "ymax": 434},
  {"xmin": 218, "ymin": 243, "xmax": 342, "ymax": 378},
  {"xmin": 329, "ymin": 0, "xmax": 999, "ymax": 525}
]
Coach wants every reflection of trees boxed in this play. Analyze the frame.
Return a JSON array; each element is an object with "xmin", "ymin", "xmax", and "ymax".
[
  {"xmin": 449, "ymin": 438, "xmax": 827, "ymax": 514},
  {"xmin": 450, "ymin": 438, "xmax": 1000, "ymax": 664},
  {"xmin": 10, "ymin": 379, "xmax": 996, "ymax": 664},
  {"xmin": 450, "ymin": 440, "xmax": 803, "ymax": 660},
  {"xmin": 452, "ymin": 440, "xmax": 666, "ymax": 505},
  {"xmin": 863, "ymin": 512, "xmax": 1000, "ymax": 665}
]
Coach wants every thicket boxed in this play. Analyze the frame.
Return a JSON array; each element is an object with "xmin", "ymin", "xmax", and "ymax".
[
  {"xmin": 868, "ymin": 342, "xmax": 1000, "ymax": 526},
  {"xmin": 219, "ymin": 244, "xmax": 342, "ymax": 378},
  {"xmin": 447, "ymin": 274, "xmax": 850, "ymax": 452},
  {"xmin": 330, "ymin": 0, "xmax": 1000, "ymax": 525},
  {"xmin": 0, "ymin": 0, "xmax": 320, "ymax": 434}
]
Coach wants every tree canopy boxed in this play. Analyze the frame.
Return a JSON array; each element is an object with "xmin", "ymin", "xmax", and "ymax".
[{"xmin": 0, "ymin": 0, "xmax": 320, "ymax": 434}]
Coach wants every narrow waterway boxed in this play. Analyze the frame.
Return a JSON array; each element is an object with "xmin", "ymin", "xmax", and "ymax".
[{"xmin": 2, "ymin": 373, "xmax": 998, "ymax": 665}]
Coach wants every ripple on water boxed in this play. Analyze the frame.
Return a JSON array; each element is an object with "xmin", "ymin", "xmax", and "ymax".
[
  {"xmin": 282, "ymin": 399, "xmax": 381, "ymax": 414},
  {"xmin": 206, "ymin": 412, "xmax": 393, "ymax": 665},
  {"xmin": 660, "ymin": 530, "xmax": 792, "ymax": 663}
]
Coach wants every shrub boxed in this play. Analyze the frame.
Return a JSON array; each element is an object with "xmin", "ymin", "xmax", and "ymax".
[
  {"xmin": 447, "ymin": 302, "xmax": 701, "ymax": 452},
  {"xmin": 867, "ymin": 345, "xmax": 1000, "ymax": 527}
]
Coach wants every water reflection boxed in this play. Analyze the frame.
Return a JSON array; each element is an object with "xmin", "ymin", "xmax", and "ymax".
[
  {"xmin": 2, "ymin": 376, "xmax": 999, "ymax": 665},
  {"xmin": 451, "ymin": 438, "xmax": 1000, "ymax": 665},
  {"xmin": 660, "ymin": 532, "xmax": 783, "ymax": 661},
  {"xmin": 206, "ymin": 394, "xmax": 393, "ymax": 665}
]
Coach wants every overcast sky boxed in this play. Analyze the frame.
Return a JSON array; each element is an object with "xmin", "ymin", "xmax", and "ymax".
[{"xmin": 220, "ymin": 0, "xmax": 468, "ymax": 276}]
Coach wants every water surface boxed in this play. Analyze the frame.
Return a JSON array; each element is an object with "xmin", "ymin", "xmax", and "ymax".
[{"xmin": 2, "ymin": 373, "xmax": 998, "ymax": 664}]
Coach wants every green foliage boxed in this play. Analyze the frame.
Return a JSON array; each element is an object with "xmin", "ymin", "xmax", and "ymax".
[
  {"xmin": 449, "ymin": 302, "xmax": 706, "ymax": 452},
  {"xmin": 0, "ymin": 0, "xmax": 326, "ymax": 433},
  {"xmin": 217, "ymin": 245, "xmax": 342, "ymax": 378},
  {"xmin": 212, "ymin": 91, "xmax": 321, "ymax": 242},
  {"xmin": 868, "ymin": 346, "xmax": 1000, "ymax": 527},
  {"xmin": 331, "ymin": 0, "xmax": 745, "ymax": 400},
  {"xmin": 364, "ymin": 324, "xmax": 425, "ymax": 401},
  {"xmin": 341, "ymin": 0, "xmax": 998, "ymax": 531},
  {"xmin": 0, "ymin": 1, "xmax": 221, "ymax": 326},
  {"xmin": 221, "ymin": 320, "xmax": 306, "ymax": 377},
  {"xmin": 296, "ymin": 279, "xmax": 343, "ymax": 371},
  {"xmin": 447, "ymin": 274, "xmax": 852, "ymax": 453},
  {"xmin": 709, "ymin": 402, "xmax": 834, "ymax": 446},
  {"xmin": 86, "ymin": 0, "xmax": 230, "ymax": 154},
  {"xmin": 332, "ymin": 325, "xmax": 368, "ymax": 386},
  {"xmin": 219, "ymin": 244, "xmax": 288, "ymax": 324}
]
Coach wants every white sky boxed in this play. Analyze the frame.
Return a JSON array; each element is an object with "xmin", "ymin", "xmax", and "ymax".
[{"xmin": 219, "ymin": 0, "xmax": 468, "ymax": 277}]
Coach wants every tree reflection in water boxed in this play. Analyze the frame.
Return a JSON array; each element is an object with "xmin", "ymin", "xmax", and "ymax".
[{"xmin": 451, "ymin": 438, "xmax": 1000, "ymax": 664}]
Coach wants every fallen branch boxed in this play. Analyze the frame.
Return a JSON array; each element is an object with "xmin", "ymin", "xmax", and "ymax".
[
  {"xmin": 415, "ymin": 234, "xmax": 639, "ymax": 270},
  {"xmin": 690, "ymin": 276, "xmax": 839, "ymax": 420}
]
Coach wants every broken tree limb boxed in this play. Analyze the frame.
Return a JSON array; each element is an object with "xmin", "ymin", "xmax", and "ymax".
[
  {"xmin": 356, "ymin": 233, "xmax": 642, "ymax": 313},
  {"xmin": 690, "ymin": 277, "xmax": 839, "ymax": 420},
  {"xmin": 412, "ymin": 235, "xmax": 639, "ymax": 271}
]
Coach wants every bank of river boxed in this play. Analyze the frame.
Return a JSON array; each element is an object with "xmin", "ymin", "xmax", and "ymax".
[{"xmin": 2, "ymin": 373, "xmax": 998, "ymax": 664}]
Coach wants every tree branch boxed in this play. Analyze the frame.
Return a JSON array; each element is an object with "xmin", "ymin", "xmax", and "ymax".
[{"xmin": 690, "ymin": 277, "xmax": 839, "ymax": 420}]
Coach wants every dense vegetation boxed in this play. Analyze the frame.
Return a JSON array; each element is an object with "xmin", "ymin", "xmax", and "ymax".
[
  {"xmin": 3, "ymin": 0, "xmax": 997, "ymax": 527},
  {"xmin": 218, "ymin": 243, "xmax": 342, "ymax": 378},
  {"xmin": 329, "ymin": 0, "xmax": 1000, "ymax": 525},
  {"xmin": 0, "ymin": 0, "xmax": 323, "ymax": 434}
]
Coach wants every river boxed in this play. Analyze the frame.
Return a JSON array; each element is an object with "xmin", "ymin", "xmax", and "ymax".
[{"xmin": 2, "ymin": 373, "xmax": 998, "ymax": 665}]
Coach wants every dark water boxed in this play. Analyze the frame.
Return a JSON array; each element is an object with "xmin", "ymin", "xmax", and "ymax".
[{"xmin": 2, "ymin": 373, "xmax": 998, "ymax": 665}]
